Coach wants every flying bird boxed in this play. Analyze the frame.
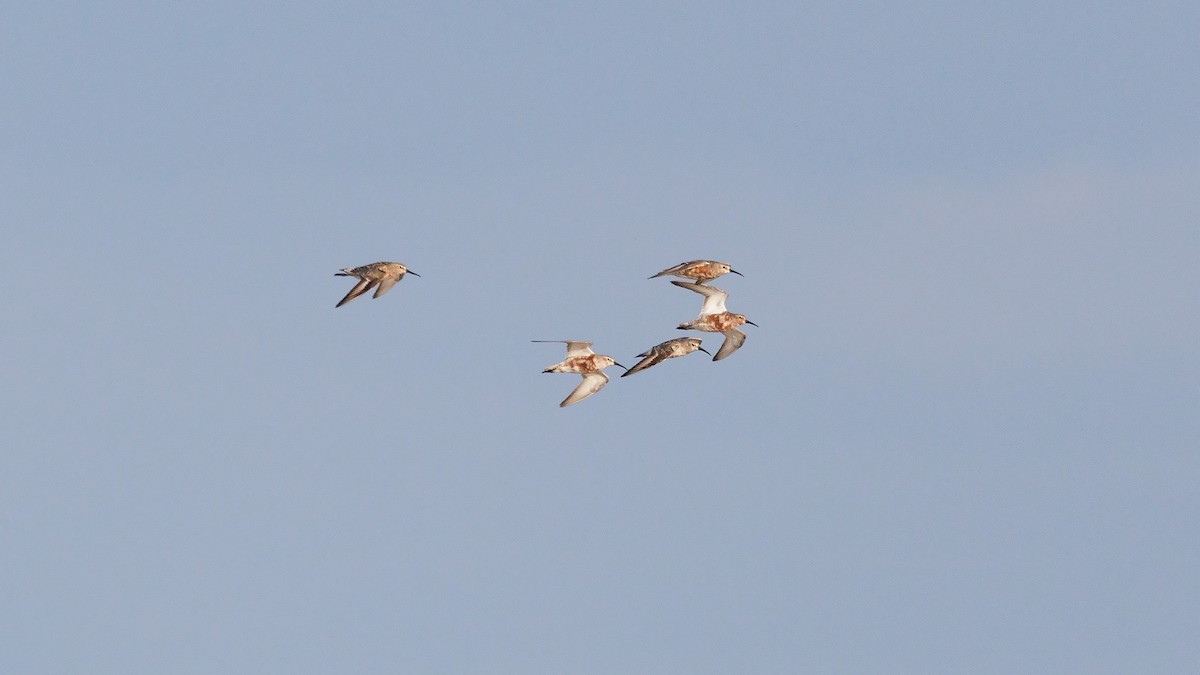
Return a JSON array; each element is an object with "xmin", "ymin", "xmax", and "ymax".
[
  {"xmin": 334, "ymin": 261, "xmax": 419, "ymax": 308},
  {"xmin": 672, "ymin": 281, "xmax": 757, "ymax": 361},
  {"xmin": 621, "ymin": 337, "xmax": 710, "ymax": 377},
  {"xmin": 534, "ymin": 340, "xmax": 627, "ymax": 407},
  {"xmin": 649, "ymin": 260, "xmax": 742, "ymax": 285}
]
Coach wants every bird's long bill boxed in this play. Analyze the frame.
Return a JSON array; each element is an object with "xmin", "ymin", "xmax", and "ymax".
[
  {"xmin": 730, "ymin": 269, "xmax": 744, "ymax": 277},
  {"xmin": 697, "ymin": 347, "xmax": 712, "ymax": 356},
  {"xmin": 745, "ymin": 320, "xmax": 758, "ymax": 327},
  {"xmin": 613, "ymin": 362, "xmax": 628, "ymax": 371},
  {"xmin": 407, "ymin": 270, "xmax": 421, "ymax": 277}
]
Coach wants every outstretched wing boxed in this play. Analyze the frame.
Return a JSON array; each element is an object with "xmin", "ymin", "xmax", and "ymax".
[
  {"xmin": 670, "ymin": 280, "xmax": 728, "ymax": 315},
  {"xmin": 336, "ymin": 278, "xmax": 377, "ymax": 307},
  {"xmin": 560, "ymin": 371, "xmax": 609, "ymax": 407},
  {"xmin": 621, "ymin": 351, "xmax": 664, "ymax": 377},
  {"xmin": 649, "ymin": 260, "xmax": 701, "ymax": 279},
  {"xmin": 531, "ymin": 340, "xmax": 595, "ymax": 357},
  {"xmin": 713, "ymin": 329, "xmax": 747, "ymax": 361},
  {"xmin": 564, "ymin": 341, "xmax": 595, "ymax": 357}
]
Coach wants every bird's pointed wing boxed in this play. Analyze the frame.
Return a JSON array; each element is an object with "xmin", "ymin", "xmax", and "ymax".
[
  {"xmin": 649, "ymin": 260, "xmax": 699, "ymax": 279},
  {"xmin": 563, "ymin": 341, "xmax": 595, "ymax": 357},
  {"xmin": 560, "ymin": 371, "xmax": 609, "ymax": 406},
  {"xmin": 621, "ymin": 352, "xmax": 663, "ymax": 377},
  {"xmin": 713, "ymin": 329, "xmax": 747, "ymax": 361},
  {"xmin": 671, "ymin": 280, "xmax": 728, "ymax": 315},
  {"xmin": 531, "ymin": 340, "xmax": 595, "ymax": 357},
  {"xmin": 336, "ymin": 278, "xmax": 375, "ymax": 307}
]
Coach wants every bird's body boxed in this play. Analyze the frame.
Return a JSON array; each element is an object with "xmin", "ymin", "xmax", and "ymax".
[
  {"xmin": 545, "ymin": 353, "xmax": 617, "ymax": 374},
  {"xmin": 334, "ymin": 261, "xmax": 419, "ymax": 307},
  {"xmin": 534, "ymin": 341, "xmax": 626, "ymax": 407},
  {"xmin": 649, "ymin": 260, "xmax": 742, "ymax": 285},
  {"xmin": 622, "ymin": 337, "xmax": 709, "ymax": 377},
  {"xmin": 671, "ymin": 280, "xmax": 756, "ymax": 361}
]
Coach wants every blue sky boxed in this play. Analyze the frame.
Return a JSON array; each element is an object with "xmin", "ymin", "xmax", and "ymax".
[{"xmin": 3, "ymin": 2, "xmax": 1198, "ymax": 673}]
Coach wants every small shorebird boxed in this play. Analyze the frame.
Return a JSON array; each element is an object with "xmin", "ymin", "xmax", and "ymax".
[
  {"xmin": 334, "ymin": 261, "xmax": 419, "ymax": 308},
  {"xmin": 534, "ymin": 340, "xmax": 627, "ymax": 407},
  {"xmin": 672, "ymin": 281, "xmax": 757, "ymax": 361},
  {"xmin": 621, "ymin": 337, "xmax": 710, "ymax": 377},
  {"xmin": 649, "ymin": 260, "xmax": 742, "ymax": 285}
]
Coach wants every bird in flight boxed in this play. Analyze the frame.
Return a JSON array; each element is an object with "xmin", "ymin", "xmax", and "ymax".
[
  {"xmin": 621, "ymin": 337, "xmax": 710, "ymax": 377},
  {"xmin": 649, "ymin": 260, "xmax": 742, "ymax": 285},
  {"xmin": 534, "ymin": 340, "xmax": 627, "ymax": 407},
  {"xmin": 672, "ymin": 281, "xmax": 757, "ymax": 361},
  {"xmin": 334, "ymin": 261, "xmax": 419, "ymax": 308}
]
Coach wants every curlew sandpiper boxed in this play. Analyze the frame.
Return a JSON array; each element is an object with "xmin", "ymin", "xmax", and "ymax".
[
  {"xmin": 533, "ymin": 340, "xmax": 627, "ymax": 407},
  {"xmin": 671, "ymin": 281, "xmax": 757, "ymax": 361}
]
